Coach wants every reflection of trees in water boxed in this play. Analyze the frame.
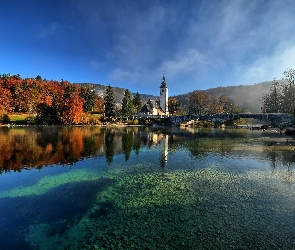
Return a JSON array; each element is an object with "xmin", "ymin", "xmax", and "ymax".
[
  {"xmin": 60, "ymin": 128, "xmax": 84, "ymax": 163},
  {"xmin": 4, "ymin": 127, "xmax": 294, "ymax": 177},
  {"xmin": 0, "ymin": 126, "xmax": 150, "ymax": 172},
  {"xmin": 133, "ymin": 135, "xmax": 141, "ymax": 155},
  {"xmin": 265, "ymin": 144, "xmax": 295, "ymax": 184},
  {"xmin": 0, "ymin": 127, "xmax": 105, "ymax": 173},
  {"xmin": 104, "ymin": 129, "xmax": 115, "ymax": 165},
  {"xmin": 122, "ymin": 131, "xmax": 133, "ymax": 161}
]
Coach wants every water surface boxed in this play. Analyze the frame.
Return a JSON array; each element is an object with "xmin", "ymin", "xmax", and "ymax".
[{"xmin": 0, "ymin": 126, "xmax": 295, "ymax": 249}]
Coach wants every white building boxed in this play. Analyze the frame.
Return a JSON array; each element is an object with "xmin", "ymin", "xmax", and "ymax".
[
  {"xmin": 139, "ymin": 75, "xmax": 169, "ymax": 116},
  {"xmin": 159, "ymin": 75, "xmax": 169, "ymax": 116}
]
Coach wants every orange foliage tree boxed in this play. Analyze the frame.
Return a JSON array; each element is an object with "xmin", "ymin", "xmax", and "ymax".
[
  {"xmin": 60, "ymin": 84, "xmax": 84, "ymax": 125},
  {"xmin": 0, "ymin": 74, "xmax": 102, "ymax": 125}
]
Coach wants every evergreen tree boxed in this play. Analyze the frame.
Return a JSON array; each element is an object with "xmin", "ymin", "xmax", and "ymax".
[
  {"xmin": 122, "ymin": 89, "xmax": 134, "ymax": 118},
  {"xmin": 283, "ymin": 69, "xmax": 295, "ymax": 114},
  {"xmin": 261, "ymin": 80, "xmax": 283, "ymax": 113},
  {"xmin": 133, "ymin": 92, "xmax": 142, "ymax": 114},
  {"xmin": 80, "ymin": 87, "xmax": 97, "ymax": 112},
  {"xmin": 261, "ymin": 71, "xmax": 295, "ymax": 115},
  {"xmin": 104, "ymin": 85, "xmax": 115, "ymax": 120}
]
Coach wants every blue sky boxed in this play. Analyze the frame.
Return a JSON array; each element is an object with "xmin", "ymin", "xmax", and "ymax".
[{"xmin": 1, "ymin": 0, "xmax": 295, "ymax": 96}]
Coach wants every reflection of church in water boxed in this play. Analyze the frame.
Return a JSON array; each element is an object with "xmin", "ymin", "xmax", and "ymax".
[{"xmin": 147, "ymin": 132, "xmax": 169, "ymax": 169}]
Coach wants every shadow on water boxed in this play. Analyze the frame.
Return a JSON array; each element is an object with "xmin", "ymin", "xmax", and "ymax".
[{"xmin": 0, "ymin": 177, "xmax": 116, "ymax": 250}]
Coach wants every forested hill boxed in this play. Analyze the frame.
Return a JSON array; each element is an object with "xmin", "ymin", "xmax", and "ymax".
[
  {"xmin": 75, "ymin": 83, "xmax": 157, "ymax": 104},
  {"xmin": 75, "ymin": 83, "xmax": 127, "ymax": 103},
  {"xmin": 207, "ymin": 82, "xmax": 273, "ymax": 113},
  {"xmin": 175, "ymin": 81, "xmax": 277, "ymax": 113},
  {"xmin": 76, "ymin": 81, "xmax": 277, "ymax": 113}
]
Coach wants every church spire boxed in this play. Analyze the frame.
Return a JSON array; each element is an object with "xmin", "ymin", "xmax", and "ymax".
[{"xmin": 160, "ymin": 74, "xmax": 166, "ymax": 88}]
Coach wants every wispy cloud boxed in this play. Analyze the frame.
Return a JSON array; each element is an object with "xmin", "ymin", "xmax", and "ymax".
[
  {"xmin": 236, "ymin": 44, "xmax": 295, "ymax": 84},
  {"xmin": 159, "ymin": 49, "xmax": 207, "ymax": 77},
  {"xmin": 3, "ymin": 0, "xmax": 295, "ymax": 95},
  {"xmin": 110, "ymin": 68, "xmax": 138, "ymax": 82},
  {"xmin": 38, "ymin": 22, "xmax": 59, "ymax": 38}
]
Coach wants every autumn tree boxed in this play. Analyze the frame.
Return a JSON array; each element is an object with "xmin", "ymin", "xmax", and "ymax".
[
  {"xmin": 175, "ymin": 106, "xmax": 187, "ymax": 115},
  {"xmin": 36, "ymin": 80, "xmax": 64, "ymax": 125},
  {"xmin": 121, "ymin": 89, "xmax": 134, "ymax": 118},
  {"xmin": 95, "ymin": 96, "xmax": 105, "ymax": 114},
  {"xmin": 168, "ymin": 97, "xmax": 178, "ymax": 115},
  {"xmin": 208, "ymin": 95, "xmax": 223, "ymax": 114},
  {"xmin": 60, "ymin": 84, "xmax": 84, "ymax": 125},
  {"xmin": 104, "ymin": 85, "xmax": 115, "ymax": 120},
  {"xmin": 0, "ymin": 85, "xmax": 12, "ymax": 115},
  {"xmin": 8, "ymin": 75, "xmax": 26, "ymax": 112},
  {"xmin": 188, "ymin": 91, "xmax": 209, "ymax": 114},
  {"xmin": 219, "ymin": 95, "xmax": 241, "ymax": 114},
  {"xmin": 24, "ymin": 80, "xmax": 42, "ymax": 113}
]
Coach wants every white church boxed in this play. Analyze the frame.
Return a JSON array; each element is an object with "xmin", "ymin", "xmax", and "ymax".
[{"xmin": 139, "ymin": 75, "xmax": 169, "ymax": 116}]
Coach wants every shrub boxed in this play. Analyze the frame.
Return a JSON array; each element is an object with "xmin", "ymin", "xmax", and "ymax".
[{"xmin": 1, "ymin": 114, "xmax": 10, "ymax": 124}]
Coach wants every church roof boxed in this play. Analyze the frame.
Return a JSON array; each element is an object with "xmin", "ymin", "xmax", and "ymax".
[{"xmin": 140, "ymin": 99, "xmax": 164, "ymax": 113}]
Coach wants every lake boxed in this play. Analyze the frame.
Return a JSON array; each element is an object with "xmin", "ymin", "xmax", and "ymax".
[{"xmin": 1, "ymin": 125, "xmax": 295, "ymax": 249}]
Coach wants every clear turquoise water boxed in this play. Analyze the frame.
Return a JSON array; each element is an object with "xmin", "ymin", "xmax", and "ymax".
[{"xmin": 0, "ymin": 126, "xmax": 295, "ymax": 249}]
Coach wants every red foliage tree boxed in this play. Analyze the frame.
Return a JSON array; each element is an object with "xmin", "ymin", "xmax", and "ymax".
[{"xmin": 60, "ymin": 84, "xmax": 84, "ymax": 125}]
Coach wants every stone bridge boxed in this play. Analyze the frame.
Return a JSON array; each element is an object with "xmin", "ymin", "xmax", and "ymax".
[{"xmin": 169, "ymin": 113, "xmax": 294, "ymax": 127}]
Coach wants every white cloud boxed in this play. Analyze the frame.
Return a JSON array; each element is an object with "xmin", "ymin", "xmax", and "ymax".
[
  {"xmin": 235, "ymin": 44, "xmax": 295, "ymax": 84},
  {"xmin": 110, "ymin": 68, "xmax": 134, "ymax": 82},
  {"xmin": 89, "ymin": 60, "xmax": 104, "ymax": 70},
  {"xmin": 159, "ymin": 49, "xmax": 207, "ymax": 77}
]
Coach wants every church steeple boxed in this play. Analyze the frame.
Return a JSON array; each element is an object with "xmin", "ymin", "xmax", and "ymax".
[
  {"xmin": 160, "ymin": 74, "xmax": 166, "ymax": 88},
  {"xmin": 159, "ymin": 74, "xmax": 169, "ymax": 115}
]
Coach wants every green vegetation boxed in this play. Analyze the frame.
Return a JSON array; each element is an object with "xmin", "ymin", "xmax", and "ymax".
[
  {"xmin": 18, "ymin": 163, "xmax": 295, "ymax": 249},
  {"xmin": 1, "ymin": 113, "xmax": 37, "ymax": 125},
  {"xmin": 121, "ymin": 89, "xmax": 134, "ymax": 119},
  {"xmin": 0, "ymin": 170, "xmax": 96, "ymax": 198},
  {"xmin": 261, "ymin": 69, "xmax": 295, "ymax": 116},
  {"xmin": 104, "ymin": 85, "xmax": 116, "ymax": 121},
  {"xmin": 133, "ymin": 92, "xmax": 142, "ymax": 114}
]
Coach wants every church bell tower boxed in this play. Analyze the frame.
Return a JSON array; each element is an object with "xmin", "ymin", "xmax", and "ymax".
[{"xmin": 159, "ymin": 75, "xmax": 169, "ymax": 115}]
